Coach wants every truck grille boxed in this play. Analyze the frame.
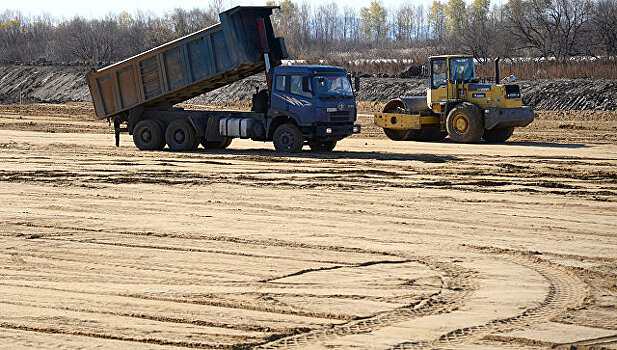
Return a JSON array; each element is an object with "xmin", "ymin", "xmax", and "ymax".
[
  {"xmin": 329, "ymin": 110, "xmax": 350, "ymax": 116},
  {"xmin": 328, "ymin": 110, "xmax": 352, "ymax": 122},
  {"xmin": 330, "ymin": 116, "xmax": 352, "ymax": 121}
]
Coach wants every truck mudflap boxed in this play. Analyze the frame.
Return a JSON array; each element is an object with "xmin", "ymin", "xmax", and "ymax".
[
  {"xmin": 314, "ymin": 124, "xmax": 361, "ymax": 137},
  {"xmin": 484, "ymin": 106, "xmax": 534, "ymax": 130}
]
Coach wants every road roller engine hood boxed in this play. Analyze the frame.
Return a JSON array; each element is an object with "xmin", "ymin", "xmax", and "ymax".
[{"xmin": 453, "ymin": 83, "xmax": 523, "ymax": 109}]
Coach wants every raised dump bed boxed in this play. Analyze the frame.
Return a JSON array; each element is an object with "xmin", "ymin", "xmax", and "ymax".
[{"xmin": 87, "ymin": 6, "xmax": 287, "ymax": 120}]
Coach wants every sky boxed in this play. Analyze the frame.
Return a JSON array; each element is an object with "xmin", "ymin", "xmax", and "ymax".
[{"xmin": 2, "ymin": 0, "xmax": 420, "ymax": 19}]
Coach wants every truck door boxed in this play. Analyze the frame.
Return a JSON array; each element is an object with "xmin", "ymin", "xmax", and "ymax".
[
  {"xmin": 270, "ymin": 74, "xmax": 290, "ymax": 116},
  {"xmin": 287, "ymin": 75, "xmax": 314, "ymax": 125},
  {"xmin": 270, "ymin": 73, "xmax": 314, "ymax": 126}
]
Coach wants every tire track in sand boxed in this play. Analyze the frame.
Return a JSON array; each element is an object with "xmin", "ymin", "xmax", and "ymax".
[
  {"xmin": 553, "ymin": 334, "xmax": 617, "ymax": 349},
  {"xmin": 0, "ymin": 322, "xmax": 248, "ymax": 349},
  {"xmin": 388, "ymin": 247, "xmax": 589, "ymax": 349},
  {"xmin": 254, "ymin": 258, "xmax": 477, "ymax": 349}
]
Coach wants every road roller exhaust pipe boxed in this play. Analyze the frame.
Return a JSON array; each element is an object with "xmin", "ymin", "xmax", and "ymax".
[{"xmin": 495, "ymin": 57, "xmax": 500, "ymax": 84}]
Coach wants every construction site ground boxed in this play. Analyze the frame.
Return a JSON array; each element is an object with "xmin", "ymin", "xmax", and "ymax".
[{"xmin": 0, "ymin": 103, "xmax": 616, "ymax": 349}]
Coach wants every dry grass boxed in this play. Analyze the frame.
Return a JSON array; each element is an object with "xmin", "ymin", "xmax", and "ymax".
[
  {"xmin": 476, "ymin": 59, "xmax": 617, "ymax": 80},
  {"xmin": 302, "ymin": 54, "xmax": 617, "ymax": 80},
  {"xmin": 299, "ymin": 49, "xmax": 432, "ymax": 76}
]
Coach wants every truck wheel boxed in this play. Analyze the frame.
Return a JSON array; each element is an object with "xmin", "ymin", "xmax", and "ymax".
[
  {"xmin": 165, "ymin": 119, "xmax": 198, "ymax": 151},
  {"xmin": 446, "ymin": 103, "xmax": 484, "ymax": 143},
  {"xmin": 201, "ymin": 137, "xmax": 232, "ymax": 149},
  {"xmin": 133, "ymin": 120, "xmax": 164, "ymax": 150},
  {"xmin": 273, "ymin": 124, "xmax": 303, "ymax": 153},
  {"xmin": 383, "ymin": 128, "xmax": 411, "ymax": 141},
  {"xmin": 153, "ymin": 120, "xmax": 167, "ymax": 149},
  {"xmin": 308, "ymin": 140, "xmax": 337, "ymax": 152},
  {"xmin": 483, "ymin": 126, "xmax": 514, "ymax": 143}
]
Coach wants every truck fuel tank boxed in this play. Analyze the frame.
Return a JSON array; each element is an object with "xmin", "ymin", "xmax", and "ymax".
[{"xmin": 220, "ymin": 117, "xmax": 265, "ymax": 138}]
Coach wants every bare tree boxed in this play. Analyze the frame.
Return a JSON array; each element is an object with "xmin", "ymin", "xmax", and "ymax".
[
  {"xmin": 342, "ymin": 6, "xmax": 360, "ymax": 46},
  {"xmin": 428, "ymin": 1, "xmax": 447, "ymax": 45},
  {"xmin": 294, "ymin": 2, "xmax": 311, "ymax": 53},
  {"xmin": 505, "ymin": 0, "xmax": 593, "ymax": 60},
  {"xmin": 0, "ymin": 14, "xmax": 25, "ymax": 62},
  {"xmin": 414, "ymin": 5, "xmax": 427, "ymax": 42},
  {"xmin": 394, "ymin": 5, "xmax": 414, "ymax": 43},
  {"xmin": 593, "ymin": 0, "xmax": 617, "ymax": 54},
  {"xmin": 314, "ymin": 3, "xmax": 340, "ymax": 46},
  {"xmin": 462, "ymin": 0, "xmax": 494, "ymax": 62}
]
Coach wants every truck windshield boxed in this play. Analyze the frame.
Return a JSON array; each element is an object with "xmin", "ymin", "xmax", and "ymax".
[
  {"xmin": 449, "ymin": 57, "xmax": 475, "ymax": 82},
  {"xmin": 314, "ymin": 75, "xmax": 354, "ymax": 99}
]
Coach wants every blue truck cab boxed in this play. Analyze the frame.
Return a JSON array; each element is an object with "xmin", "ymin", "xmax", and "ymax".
[{"xmin": 263, "ymin": 65, "xmax": 360, "ymax": 152}]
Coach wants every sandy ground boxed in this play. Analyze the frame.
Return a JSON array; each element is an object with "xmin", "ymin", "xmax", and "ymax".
[{"xmin": 0, "ymin": 103, "xmax": 616, "ymax": 349}]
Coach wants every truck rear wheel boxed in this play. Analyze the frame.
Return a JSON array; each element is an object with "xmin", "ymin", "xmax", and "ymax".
[
  {"xmin": 152, "ymin": 120, "xmax": 167, "ymax": 149},
  {"xmin": 446, "ymin": 103, "xmax": 484, "ymax": 143},
  {"xmin": 308, "ymin": 140, "xmax": 337, "ymax": 152},
  {"xmin": 133, "ymin": 120, "xmax": 164, "ymax": 150},
  {"xmin": 165, "ymin": 119, "xmax": 198, "ymax": 151},
  {"xmin": 483, "ymin": 126, "xmax": 514, "ymax": 143},
  {"xmin": 383, "ymin": 128, "xmax": 411, "ymax": 141},
  {"xmin": 202, "ymin": 137, "xmax": 232, "ymax": 149},
  {"xmin": 273, "ymin": 124, "xmax": 303, "ymax": 153}
]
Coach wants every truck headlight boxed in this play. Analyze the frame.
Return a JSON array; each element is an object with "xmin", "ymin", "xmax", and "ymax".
[{"xmin": 325, "ymin": 128, "xmax": 333, "ymax": 134}]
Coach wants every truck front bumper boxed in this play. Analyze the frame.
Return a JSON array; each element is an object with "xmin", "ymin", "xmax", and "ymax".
[
  {"xmin": 312, "ymin": 123, "xmax": 361, "ymax": 138},
  {"xmin": 485, "ymin": 106, "xmax": 535, "ymax": 130}
]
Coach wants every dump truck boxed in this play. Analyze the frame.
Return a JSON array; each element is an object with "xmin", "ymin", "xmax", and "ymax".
[
  {"xmin": 87, "ymin": 6, "xmax": 360, "ymax": 153},
  {"xmin": 374, "ymin": 55, "xmax": 534, "ymax": 143}
]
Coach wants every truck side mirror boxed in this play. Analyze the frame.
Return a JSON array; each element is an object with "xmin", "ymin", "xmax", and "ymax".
[
  {"xmin": 302, "ymin": 76, "xmax": 311, "ymax": 92},
  {"xmin": 354, "ymin": 76, "xmax": 360, "ymax": 92}
]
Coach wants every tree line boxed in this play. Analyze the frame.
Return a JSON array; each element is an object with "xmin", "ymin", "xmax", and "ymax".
[
  {"xmin": 0, "ymin": 0, "xmax": 615, "ymax": 69},
  {"xmin": 270, "ymin": 0, "xmax": 616, "ymax": 63}
]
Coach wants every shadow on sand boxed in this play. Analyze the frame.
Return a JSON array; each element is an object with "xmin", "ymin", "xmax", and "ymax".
[
  {"xmin": 187, "ymin": 148, "xmax": 461, "ymax": 163},
  {"xmin": 504, "ymin": 141, "xmax": 590, "ymax": 149}
]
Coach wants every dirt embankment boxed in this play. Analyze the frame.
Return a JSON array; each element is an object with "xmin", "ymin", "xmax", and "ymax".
[
  {"xmin": 188, "ymin": 75, "xmax": 617, "ymax": 112},
  {"xmin": 1, "ymin": 64, "xmax": 617, "ymax": 111},
  {"xmin": 0, "ymin": 65, "xmax": 92, "ymax": 104},
  {"xmin": 518, "ymin": 79, "xmax": 617, "ymax": 110}
]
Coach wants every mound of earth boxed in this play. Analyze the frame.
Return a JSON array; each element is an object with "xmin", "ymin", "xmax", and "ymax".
[
  {"xmin": 194, "ymin": 76, "xmax": 617, "ymax": 111},
  {"xmin": 518, "ymin": 79, "xmax": 617, "ymax": 110},
  {"xmin": 1, "ymin": 64, "xmax": 616, "ymax": 111},
  {"xmin": 0, "ymin": 64, "xmax": 91, "ymax": 104}
]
